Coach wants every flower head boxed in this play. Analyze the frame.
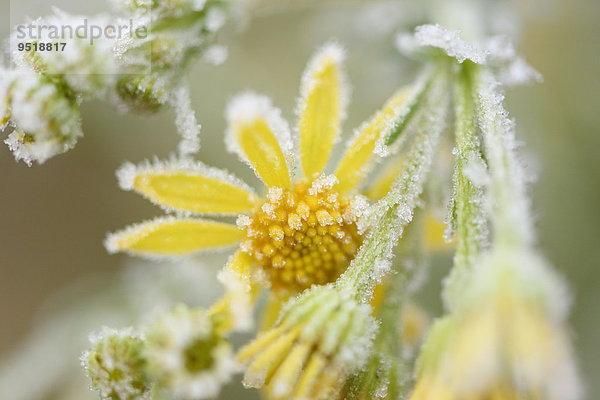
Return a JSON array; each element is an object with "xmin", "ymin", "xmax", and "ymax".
[
  {"xmin": 145, "ymin": 304, "xmax": 238, "ymax": 400},
  {"xmin": 1, "ymin": 70, "xmax": 82, "ymax": 165},
  {"xmin": 238, "ymin": 285, "xmax": 376, "ymax": 400},
  {"xmin": 82, "ymin": 327, "xmax": 151, "ymax": 400},
  {"xmin": 106, "ymin": 42, "xmax": 412, "ymax": 295},
  {"xmin": 411, "ymin": 249, "xmax": 582, "ymax": 400}
]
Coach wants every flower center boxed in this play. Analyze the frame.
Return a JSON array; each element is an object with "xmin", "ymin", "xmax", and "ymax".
[{"xmin": 238, "ymin": 176, "xmax": 364, "ymax": 292}]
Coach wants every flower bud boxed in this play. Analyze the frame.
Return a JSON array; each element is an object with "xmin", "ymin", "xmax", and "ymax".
[{"xmin": 82, "ymin": 327, "xmax": 151, "ymax": 400}]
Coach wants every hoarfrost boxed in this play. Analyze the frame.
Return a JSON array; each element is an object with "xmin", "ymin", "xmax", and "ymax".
[
  {"xmin": 474, "ymin": 71, "xmax": 533, "ymax": 245},
  {"xmin": 225, "ymin": 92, "xmax": 294, "ymax": 180},
  {"xmin": 171, "ymin": 86, "xmax": 201, "ymax": 157},
  {"xmin": 296, "ymin": 41, "xmax": 350, "ymax": 147},
  {"xmin": 396, "ymin": 24, "xmax": 488, "ymax": 64},
  {"xmin": 396, "ymin": 24, "xmax": 542, "ymax": 87},
  {"xmin": 374, "ymin": 69, "xmax": 431, "ymax": 157},
  {"xmin": 309, "ymin": 174, "xmax": 338, "ymax": 195},
  {"xmin": 114, "ymin": 156, "xmax": 258, "ymax": 214},
  {"xmin": 3, "ymin": 71, "xmax": 83, "ymax": 165}
]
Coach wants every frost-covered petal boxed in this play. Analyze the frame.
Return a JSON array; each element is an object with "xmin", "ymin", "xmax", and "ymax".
[
  {"xmin": 238, "ymin": 286, "xmax": 375, "ymax": 399},
  {"xmin": 116, "ymin": 158, "xmax": 259, "ymax": 215},
  {"xmin": 225, "ymin": 92, "xmax": 292, "ymax": 189},
  {"xmin": 105, "ymin": 216, "xmax": 244, "ymax": 257},
  {"xmin": 334, "ymin": 87, "xmax": 410, "ymax": 193},
  {"xmin": 211, "ymin": 250, "xmax": 261, "ymax": 333},
  {"xmin": 297, "ymin": 42, "xmax": 348, "ymax": 178}
]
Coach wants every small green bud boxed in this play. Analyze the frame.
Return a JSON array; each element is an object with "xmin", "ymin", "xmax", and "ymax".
[
  {"xmin": 116, "ymin": 74, "xmax": 168, "ymax": 112},
  {"xmin": 82, "ymin": 327, "xmax": 151, "ymax": 400}
]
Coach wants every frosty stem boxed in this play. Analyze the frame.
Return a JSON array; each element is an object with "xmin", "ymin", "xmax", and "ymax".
[
  {"xmin": 442, "ymin": 63, "xmax": 486, "ymax": 308},
  {"xmin": 473, "ymin": 68, "xmax": 533, "ymax": 249},
  {"xmin": 337, "ymin": 66, "xmax": 448, "ymax": 303}
]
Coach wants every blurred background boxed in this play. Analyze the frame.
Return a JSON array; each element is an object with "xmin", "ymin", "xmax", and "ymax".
[{"xmin": 0, "ymin": 0, "xmax": 598, "ymax": 398}]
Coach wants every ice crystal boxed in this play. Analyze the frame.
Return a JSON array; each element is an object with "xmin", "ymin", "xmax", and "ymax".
[
  {"xmin": 171, "ymin": 86, "xmax": 201, "ymax": 157},
  {"xmin": 397, "ymin": 24, "xmax": 488, "ymax": 64}
]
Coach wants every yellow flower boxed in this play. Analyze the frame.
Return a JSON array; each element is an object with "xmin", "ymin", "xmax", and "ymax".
[
  {"xmin": 238, "ymin": 286, "xmax": 375, "ymax": 400},
  {"xmin": 410, "ymin": 249, "xmax": 582, "ymax": 400},
  {"xmin": 105, "ymin": 42, "xmax": 411, "ymax": 295}
]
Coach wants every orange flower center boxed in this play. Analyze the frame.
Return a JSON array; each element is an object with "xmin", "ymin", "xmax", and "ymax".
[{"xmin": 238, "ymin": 176, "xmax": 364, "ymax": 292}]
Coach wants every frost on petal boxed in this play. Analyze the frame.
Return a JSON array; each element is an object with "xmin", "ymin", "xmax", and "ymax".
[
  {"xmin": 226, "ymin": 92, "xmax": 293, "ymax": 188},
  {"xmin": 374, "ymin": 71, "xmax": 433, "ymax": 157},
  {"xmin": 239, "ymin": 286, "xmax": 376, "ymax": 399},
  {"xmin": 104, "ymin": 216, "xmax": 244, "ymax": 258},
  {"xmin": 115, "ymin": 156, "xmax": 259, "ymax": 215},
  {"xmin": 297, "ymin": 41, "xmax": 349, "ymax": 178},
  {"xmin": 335, "ymin": 87, "xmax": 411, "ymax": 193},
  {"xmin": 214, "ymin": 251, "xmax": 258, "ymax": 332}
]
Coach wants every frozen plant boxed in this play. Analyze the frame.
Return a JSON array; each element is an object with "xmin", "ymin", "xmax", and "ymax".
[
  {"xmin": 0, "ymin": 0, "xmax": 242, "ymax": 164},
  {"xmin": 0, "ymin": 0, "xmax": 582, "ymax": 399}
]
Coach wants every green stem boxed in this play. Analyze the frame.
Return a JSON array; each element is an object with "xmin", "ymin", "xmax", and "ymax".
[
  {"xmin": 442, "ymin": 62, "xmax": 486, "ymax": 309},
  {"xmin": 337, "ymin": 67, "xmax": 449, "ymax": 303}
]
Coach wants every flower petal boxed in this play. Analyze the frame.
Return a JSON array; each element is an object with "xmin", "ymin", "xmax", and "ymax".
[
  {"xmin": 116, "ymin": 158, "xmax": 259, "ymax": 215},
  {"xmin": 363, "ymin": 158, "xmax": 405, "ymax": 201},
  {"xmin": 211, "ymin": 250, "xmax": 262, "ymax": 333},
  {"xmin": 297, "ymin": 43, "xmax": 347, "ymax": 178},
  {"xmin": 105, "ymin": 216, "xmax": 244, "ymax": 256},
  {"xmin": 225, "ymin": 93, "xmax": 292, "ymax": 189},
  {"xmin": 335, "ymin": 88, "xmax": 411, "ymax": 192}
]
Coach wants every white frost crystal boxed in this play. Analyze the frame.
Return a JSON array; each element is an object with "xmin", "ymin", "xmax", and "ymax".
[
  {"xmin": 172, "ymin": 86, "xmax": 201, "ymax": 157},
  {"xmin": 396, "ymin": 24, "xmax": 541, "ymax": 85},
  {"xmin": 396, "ymin": 24, "xmax": 488, "ymax": 64}
]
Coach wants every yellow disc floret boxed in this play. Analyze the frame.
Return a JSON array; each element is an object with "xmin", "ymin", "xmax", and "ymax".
[{"xmin": 238, "ymin": 175, "xmax": 364, "ymax": 292}]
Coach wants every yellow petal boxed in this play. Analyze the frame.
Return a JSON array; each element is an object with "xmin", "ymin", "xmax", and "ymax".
[
  {"xmin": 105, "ymin": 217, "xmax": 244, "ymax": 256},
  {"xmin": 298, "ymin": 43, "xmax": 347, "ymax": 178},
  {"xmin": 117, "ymin": 159, "xmax": 259, "ymax": 214},
  {"xmin": 424, "ymin": 213, "xmax": 453, "ymax": 251},
  {"xmin": 335, "ymin": 88, "xmax": 411, "ymax": 192},
  {"xmin": 211, "ymin": 251, "xmax": 263, "ymax": 333},
  {"xmin": 242, "ymin": 328, "xmax": 301, "ymax": 388},
  {"xmin": 363, "ymin": 157, "xmax": 405, "ymax": 201},
  {"xmin": 293, "ymin": 353, "xmax": 326, "ymax": 399},
  {"xmin": 267, "ymin": 341, "xmax": 312, "ymax": 399},
  {"xmin": 226, "ymin": 93, "xmax": 292, "ymax": 189},
  {"xmin": 260, "ymin": 292, "xmax": 291, "ymax": 331}
]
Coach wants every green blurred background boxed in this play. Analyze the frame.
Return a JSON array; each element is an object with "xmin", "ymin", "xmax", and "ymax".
[{"xmin": 0, "ymin": 0, "xmax": 598, "ymax": 398}]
